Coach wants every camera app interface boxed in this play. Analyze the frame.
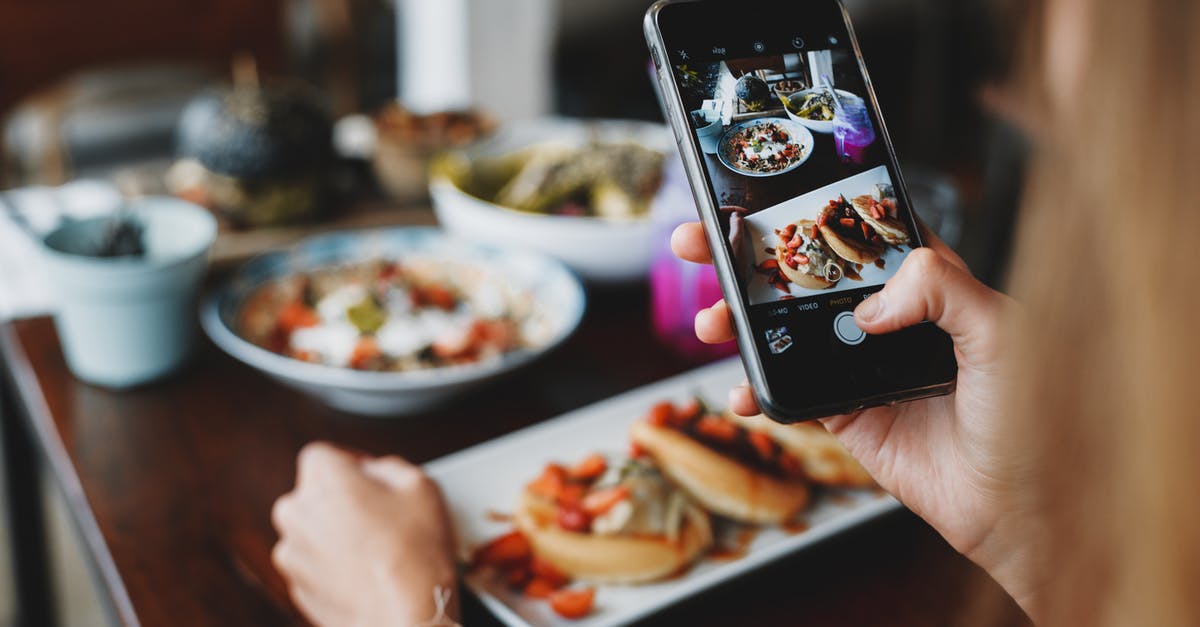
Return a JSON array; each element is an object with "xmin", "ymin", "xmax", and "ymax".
[{"xmin": 673, "ymin": 45, "xmax": 917, "ymax": 318}]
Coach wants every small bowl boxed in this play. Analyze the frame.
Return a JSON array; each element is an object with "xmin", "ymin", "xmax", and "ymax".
[
  {"xmin": 783, "ymin": 88, "xmax": 859, "ymax": 134},
  {"xmin": 42, "ymin": 197, "xmax": 216, "ymax": 388},
  {"xmin": 430, "ymin": 118, "xmax": 671, "ymax": 283},
  {"xmin": 200, "ymin": 227, "xmax": 585, "ymax": 416},
  {"xmin": 773, "ymin": 80, "xmax": 806, "ymax": 104}
]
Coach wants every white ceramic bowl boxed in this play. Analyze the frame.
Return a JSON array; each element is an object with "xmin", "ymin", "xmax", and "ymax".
[
  {"xmin": 430, "ymin": 118, "xmax": 671, "ymax": 283},
  {"xmin": 783, "ymin": 88, "xmax": 858, "ymax": 134},
  {"xmin": 200, "ymin": 227, "xmax": 585, "ymax": 416}
]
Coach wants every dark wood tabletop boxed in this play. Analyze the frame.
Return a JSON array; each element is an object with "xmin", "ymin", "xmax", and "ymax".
[{"xmin": 0, "ymin": 282, "xmax": 1027, "ymax": 627}]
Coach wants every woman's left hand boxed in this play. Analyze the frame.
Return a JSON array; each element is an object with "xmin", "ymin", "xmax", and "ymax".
[{"xmin": 271, "ymin": 442, "xmax": 458, "ymax": 627}]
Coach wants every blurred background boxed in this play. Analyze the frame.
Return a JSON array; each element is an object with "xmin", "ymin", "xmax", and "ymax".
[{"xmin": 0, "ymin": 0, "xmax": 1026, "ymax": 624}]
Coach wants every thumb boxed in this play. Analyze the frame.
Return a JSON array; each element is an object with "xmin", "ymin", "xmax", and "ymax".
[{"xmin": 853, "ymin": 248, "xmax": 1009, "ymax": 364}]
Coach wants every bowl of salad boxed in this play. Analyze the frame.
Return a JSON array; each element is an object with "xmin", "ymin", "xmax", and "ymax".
[
  {"xmin": 782, "ymin": 88, "xmax": 860, "ymax": 134},
  {"xmin": 430, "ymin": 118, "xmax": 671, "ymax": 283},
  {"xmin": 716, "ymin": 118, "xmax": 813, "ymax": 177},
  {"xmin": 200, "ymin": 227, "xmax": 585, "ymax": 416}
]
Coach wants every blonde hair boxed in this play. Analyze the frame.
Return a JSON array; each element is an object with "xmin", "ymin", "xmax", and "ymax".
[{"xmin": 1004, "ymin": 0, "xmax": 1200, "ymax": 624}]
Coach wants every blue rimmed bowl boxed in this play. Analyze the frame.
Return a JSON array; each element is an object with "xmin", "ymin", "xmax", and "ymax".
[{"xmin": 200, "ymin": 227, "xmax": 586, "ymax": 416}]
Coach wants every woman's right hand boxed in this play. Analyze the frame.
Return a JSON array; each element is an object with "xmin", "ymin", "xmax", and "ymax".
[{"xmin": 672, "ymin": 223, "xmax": 1040, "ymax": 616}]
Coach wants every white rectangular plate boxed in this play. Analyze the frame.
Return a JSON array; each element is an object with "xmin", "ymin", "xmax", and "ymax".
[
  {"xmin": 742, "ymin": 165, "xmax": 906, "ymax": 305},
  {"xmin": 425, "ymin": 357, "xmax": 900, "ymax": 627}
]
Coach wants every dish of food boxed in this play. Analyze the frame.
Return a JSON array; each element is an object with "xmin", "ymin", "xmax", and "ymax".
[
  {"xmin": 817, "ymin": 194, "xmax": 886, "ymax": 265},
  {"xmin": 238, "ymin": 257, "xmax": 534, "ymax": 371},
  {"xmin": 759, "ymin": 219, "xmax": 845, "ymax": 292},
  {"xmin": 427, "ymin": 358, "xmax": 896, "ymax": 627},
  {"xmin": 202, "ymin": 227, "xmax": 585, "ymax": 415},
  {"xmin": 445, "ymin": 140, "xmax": 664, "ymax": 220},
  {"xmin": 430, "ymin": 118, "xmax": 671, "ymax": 283},
  {"xmin": 744, "ymin": 166, "xmax": 913, "ymax": 302},
  {"xmin": 783, "ymin": 88, "xmax": 860, "ymax": 134},
  {"xmin": 849, "ymin": 184, "xmax": 911, "ymax": 247},
  {"xmin": 717, "ymin": 118, "xmax": 812, "ymax": 177}
]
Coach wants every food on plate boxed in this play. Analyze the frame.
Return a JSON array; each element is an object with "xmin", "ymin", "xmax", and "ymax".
[
  {"xmin": 629, "ymin": 400, "xmax": 811, "ymax": 524},
  {"xmin": 818, "ymin": 195, "xmax": 885, "ymax": 264},
  {"xmin": 449, "ymin": 141, "xmax": 664, "ymax": 219},
  {"xmin": 757, "ymin": 219, "xmax": 844, "ymax": 292},
  {"xmin": 512, "ymin": 454, "xmax": 713, "ymax": 584},
  {"xmin": 238, "ymin": 257, "xmax": 540, "ymax": 371},
  {"xmin": 721, "ymin": 120, "xmax": 809, "ymax": 175},
  {"xmin": 169, "ymin": 84, "xmax": 333, "ymax": 228},
  {"xmin": 848, "ymin": 184, "xmax": 911, "ymax": 247},
  {"xmin": 735, "ymin": 75, "xmax": 771, "ymax": 112},
  {"xmin": 470, "ymin": 531, "xmax": 598, "ymax": 619},
  {"xmin": 725, "ymin": 414, "xmax": 875, "ymax": 488},
  {"xmin": 786, "ymin": 90, "xmax": 837, "ymax": 122}
]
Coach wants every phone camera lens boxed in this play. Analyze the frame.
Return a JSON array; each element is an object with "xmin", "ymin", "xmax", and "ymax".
[
  {"xmin": 791, "ymin": 36, "xmax": 805, "ymax": 49},
  {"xmin": 753, "ymin": 41, "xmax": 765, "ymax": 53}
]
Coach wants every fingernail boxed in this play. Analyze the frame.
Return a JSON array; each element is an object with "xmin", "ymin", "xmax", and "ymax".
[{"xmin": 855, "ymin": 293, "xmax": 884, "ymax": 323}]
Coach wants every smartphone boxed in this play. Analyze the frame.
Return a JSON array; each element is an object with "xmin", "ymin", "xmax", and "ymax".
[{"xmin": 645, "ymin": 0, "xmax": 956, "ymax": 422}]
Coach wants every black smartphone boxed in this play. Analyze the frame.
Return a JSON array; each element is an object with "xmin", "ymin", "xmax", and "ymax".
[{"xmin": 645, "ymin": 0, "xmax": 956, "ymax": 422}]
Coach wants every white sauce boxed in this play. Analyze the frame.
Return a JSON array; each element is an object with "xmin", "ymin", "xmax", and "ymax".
[{"xmin": 290, "ymin": 322, "xmax": 361, "ymax": 366}]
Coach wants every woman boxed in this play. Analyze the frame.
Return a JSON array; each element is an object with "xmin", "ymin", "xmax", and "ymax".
[{"xmin": 270, "ymin": 0, "xmax": 1200, "ymax": 624}]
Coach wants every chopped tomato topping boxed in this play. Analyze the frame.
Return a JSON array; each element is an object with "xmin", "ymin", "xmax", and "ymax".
[
  {"xmin": 696, "ymin": 415, "xmax": 738, "ymax": 442},
  {"xmin": 567, "ymin": 453, "xmax": 607, "ymax": 481},
  {"xmin": 556, "ymin": 482, "xmax": 586, "ymax": 508},
  {"xmin": 549, "ymin": 587, "xmax": 596, "ymax": 620},
  {"xmin": 748, "ymin": 430, "xmax": 775, "ymax": 461},
  {"xmin": 349, "ymin": 337, "xmax": 382, "ymax": 369},
  {"xmin": 471, "ymin": 531, "xmax": 531, "ymax": 569},
  {"xmin": 556, "ymin": 507, "xmax": 591, "ymax": 533},
  {"xmin": 529, "ymin": 557, "xmax": 570, "ymax": 587},
  {"xmin": 290, "ymin": 350, "xmax": 318, "ymax": 363},
  {"xmin": 646, "ymin": 401, "xmax": 675, "ymax": 426},
  {"xmin": 505, "ymin": 565, "xmax": 530, "ymax": 587},
  {"xmin": 839, "ymin": 217, "xmax": 856, "ymax": 227},
  {"xmin": 379, "ymin": 261, "xmax": 400, "ymax": 279},
  {"xmin": 779, "ymin": 452, "xmax": 804, "ymax": 478},
  {"xmin": 277, "ymin": 301, "xmax": 319, "ymax": 333},
  {"xmin": 411, "ymin": 285, "xmax": 457, "ymax": 310},
  {"xmin": 581, "ymin": 485, "xmax": 631, "ymax": 516},
  {"xmin": 527, "ymin": 464, "xmax": 567, "ymax": 500},
  {"xmin": 629, "ymin": 441, "xmax": 646, "ymax": 458},
  {"xmin": 524, "ymin": 577, "xmax": 560, "ymax": 599}
]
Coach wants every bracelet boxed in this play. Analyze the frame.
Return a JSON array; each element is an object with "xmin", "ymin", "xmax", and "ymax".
[{"xmin": 411, "ymin": 585, "xmax": 461, "ymax": 627}]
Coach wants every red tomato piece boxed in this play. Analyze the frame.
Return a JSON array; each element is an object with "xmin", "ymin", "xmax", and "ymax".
[
  {"xmin": 567, "ymin": 453, "xmax": 607, "ymax": 481},
  {"xmin": 581, "ymin": 485, "xmax": 631, "ymax": 516},
  {"xmin": 556, "ymin": 507, "xmax": 591, "ymax": 533},
  {"xmin": 549, "ymin": 587, "xmax": 596, "ymax": 620},
  {"xmin": 471, "ymin": 531, "xmax": 531, "ymax": 569}
]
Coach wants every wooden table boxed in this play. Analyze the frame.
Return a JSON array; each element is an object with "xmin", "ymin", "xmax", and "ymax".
[{"xmin": 0, "ymin": 284, "xmax": 1026, "ymax": 627}]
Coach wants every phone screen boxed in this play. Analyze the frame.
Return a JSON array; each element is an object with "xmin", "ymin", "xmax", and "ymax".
[{"xmin": 652, "ymin": 1, "xmax": 955, "ymax": 419}]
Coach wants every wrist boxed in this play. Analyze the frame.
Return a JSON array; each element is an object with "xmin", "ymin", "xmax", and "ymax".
[
  {"xmin": 963, "ymin": 514, "xmax": 1047, "ymax": 622},
  {"xmin": 375, "ymin": 560, "xmax": 458, "ymax": 626}
]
